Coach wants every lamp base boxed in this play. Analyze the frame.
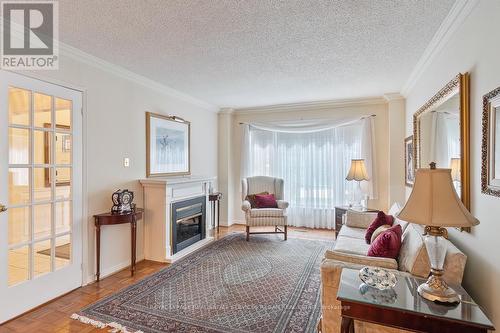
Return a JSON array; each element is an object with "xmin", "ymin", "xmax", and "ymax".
[{"xmin": 417, "ymin": 274, "xmax": 460, "ymax": 303}]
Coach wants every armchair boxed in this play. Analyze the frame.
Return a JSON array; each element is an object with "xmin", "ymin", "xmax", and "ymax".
[{"xmin": 241, "ymin": 176, "xmax": 289, "ymax": 241}]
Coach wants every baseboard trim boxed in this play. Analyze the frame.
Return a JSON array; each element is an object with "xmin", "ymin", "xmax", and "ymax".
[{"xmin": 85, "ymin": 255, "xmax": 145, "ymax": 285}]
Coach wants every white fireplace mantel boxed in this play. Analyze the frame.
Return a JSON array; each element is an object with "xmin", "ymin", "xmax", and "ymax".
[{"xmin": 139, "ymin": 175, "xmax": 216, "ymax": 263}]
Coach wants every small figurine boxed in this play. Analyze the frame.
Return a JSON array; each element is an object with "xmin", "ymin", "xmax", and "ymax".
[{"xmin": 111, "ymin": 189, "xmax": 134, "ymax": 214}]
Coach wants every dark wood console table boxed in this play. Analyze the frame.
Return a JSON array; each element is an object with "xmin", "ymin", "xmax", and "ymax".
[
  {"xmin": 209, "ymin": 192, "xmax": 222, "ymax": 233},
  {"xmin": 93, "ymin": 208, "xmax": 144, "ymax": 281}
]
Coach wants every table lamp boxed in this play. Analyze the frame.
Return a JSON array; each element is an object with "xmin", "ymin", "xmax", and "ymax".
[
  {"xmin": 346, "ymin": 159, "xmax": 369, "ymax": 208},
  {"xmin": 397, "ymin": 162, "xmax": 479, "ymax": 303}
]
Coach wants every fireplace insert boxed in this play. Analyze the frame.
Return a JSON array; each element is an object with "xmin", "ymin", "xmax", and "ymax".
[{"xmin": 171, "ymin": 196, "xmax": 206, "ymax": 254}]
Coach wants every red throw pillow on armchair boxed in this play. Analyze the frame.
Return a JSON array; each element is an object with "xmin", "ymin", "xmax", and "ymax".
[
  {"xmin": 245, "ymin": 191, "xmax": 269, "ymax": 208},
  {"xmin": 254, "ymin": 193, "xmax": 278, "ymax": 208},
  {"xmin": 365, "ymin": 211, "xmax": 394, "ymax": 244},
  {"xmin": 367, "ymin": 224, "xmax": 402, "ymax": 259}
]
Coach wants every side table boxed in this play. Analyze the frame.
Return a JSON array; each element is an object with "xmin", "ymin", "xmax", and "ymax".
[
  {"xmin": 337, "ymin": 268, "xmax": 494, "ymax": 333},
  {"xmin": 334, "ymin": 206, "xmax": 378, "ymax": 237},
  {"xmin": 209, "ymin": 192, "xmax": 222, "ymax": 233},
  {"xmin": 93, "ymin": 208, "xmax": 144, "ymax": 281}
]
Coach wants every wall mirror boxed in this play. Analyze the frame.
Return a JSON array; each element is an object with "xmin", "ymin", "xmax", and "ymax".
[
  {"xmin": 481, "ymin": 86, "xmax": 500, "ymax": 197},
  {"xmin": 413, "ymin": 73, "xmax": 470, "ymax": 225}
]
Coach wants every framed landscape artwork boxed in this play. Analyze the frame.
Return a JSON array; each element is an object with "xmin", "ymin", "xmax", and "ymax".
[
  {"xmin": 405, "ymin": 135, "xmax": 414, "ymax": 187},
  {"xmin": 146, "ymin": 112, "xmax": 190, "ymax": 177}
]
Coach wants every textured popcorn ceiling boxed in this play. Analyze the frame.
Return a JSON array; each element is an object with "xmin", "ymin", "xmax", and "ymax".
[{"xmin": 59, "ymin": 0, "xmax": 455, "ymax": 108}]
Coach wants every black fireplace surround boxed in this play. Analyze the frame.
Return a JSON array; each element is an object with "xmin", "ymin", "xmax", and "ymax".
[{"xmin": 171, "ymin": 196, "xmax": 206, "ymax": 254}]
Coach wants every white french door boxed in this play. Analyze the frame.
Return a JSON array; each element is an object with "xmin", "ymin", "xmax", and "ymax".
[{"xmin": 0, "ymin": 71, "xmax": 83, "ymax": 323}]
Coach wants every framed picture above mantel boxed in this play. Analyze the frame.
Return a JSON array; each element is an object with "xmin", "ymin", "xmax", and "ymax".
[{"xmin": 146, "ymin": 112, "xmax": 191, "ymax": 177}]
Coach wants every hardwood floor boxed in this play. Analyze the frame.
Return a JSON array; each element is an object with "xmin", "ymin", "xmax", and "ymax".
[{"xmin": 0, "ymin": 225, "xmax": 334, "ymax": 333}]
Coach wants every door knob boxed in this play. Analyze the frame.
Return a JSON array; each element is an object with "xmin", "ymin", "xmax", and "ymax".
[{"xmin": 0, "ymin": 204, "xmax": 7, "ymax": 213}]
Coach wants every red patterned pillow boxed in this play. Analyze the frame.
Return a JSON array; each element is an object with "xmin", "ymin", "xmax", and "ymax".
[
  {"xmin": 365, "ymin": 211, "xmax": 394, "ymax": 244},
  {"xmin": 245, "ymin": 191, "xmax": 269, "ymax": 208},
  {"xmin": 367, "ymin": 224, "xmax": 402, "ymax": 259},
  {"xmin": 254, "ymin": 193, "xmax": 278, "ymax": 208}
]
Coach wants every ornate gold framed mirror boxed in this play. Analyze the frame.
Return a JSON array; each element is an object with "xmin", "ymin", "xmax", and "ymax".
[
  {"xmin": 481, "ymin": 86, "xmax": 500, "ymax": 196},
  {"xmin": 413, "ymin": 73, "xmax": 470, "ymax": 230}
]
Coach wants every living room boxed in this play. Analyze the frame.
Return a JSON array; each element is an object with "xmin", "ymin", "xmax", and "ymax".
[{"xmin": 0, "ymin": 0, "xmax": 499, "ymax": 332}]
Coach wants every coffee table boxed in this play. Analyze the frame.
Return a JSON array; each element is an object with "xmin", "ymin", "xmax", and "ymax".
[{"xmin": 337, "ymin": 268, "xmax": 494, "ymax": 333}]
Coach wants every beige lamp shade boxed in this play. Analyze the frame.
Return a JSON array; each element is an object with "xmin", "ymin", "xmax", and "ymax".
[
  {"xmin": 397, "ymin": 168, "xmax": 479, "ymax": 227},
  {"xmin": 450, "ymin": 158, "xmax": 461, "ymax": 181},
  {"xmin": 346, "ymin": 159, "xmax": 369, "ymax": 181}
]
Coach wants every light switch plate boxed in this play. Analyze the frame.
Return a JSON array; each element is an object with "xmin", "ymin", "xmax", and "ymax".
[{"xmin": 124, "ymin": 157, "xmax": 130, "ymax": 167}]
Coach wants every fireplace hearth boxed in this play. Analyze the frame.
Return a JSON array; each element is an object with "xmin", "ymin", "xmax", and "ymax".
[{"xmin": 171, "ymin": 196, "xmax": 206, "ymax": 254}]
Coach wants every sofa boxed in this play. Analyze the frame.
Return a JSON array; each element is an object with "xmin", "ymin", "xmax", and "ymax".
[{"xmin": 320, "ymin": 204, "xmax": 467, "ymax": 333}]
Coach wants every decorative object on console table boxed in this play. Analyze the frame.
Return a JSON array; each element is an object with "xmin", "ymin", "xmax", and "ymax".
[
  {"xmin": 345, "ymin": 159, "xmax": 369, "ymax": 208},
  {"xmin": 209, "ymin": 192, "xmax": 222, "ymax": 234},
  {"xmin": 111, "ymin": 189, "xmax": 134, "ymax": 213},
  {"xmin": 334, "ymin": 206, "xmax": 378, "ymax": 238},
  {"xmin": 481, "ymin": 85, "xmax": 500, "ymax": 197},
  {"xmin": 146, "ymin": 111, "xmax": 190, "ymax": 177},
  {"xmin": 397, "ymin": 163, "xmax": 479, "ymax": 303},
  {"xmin": 93, "ymin": 208, "xmax": 143, "ymax": 282},
  {"xmin": 337, "ymin": 268, "xmax": 494, "ymax": 333},
  {"xmin": 405, "ymin": 135, "xmax": 414, "ymax": 187}
]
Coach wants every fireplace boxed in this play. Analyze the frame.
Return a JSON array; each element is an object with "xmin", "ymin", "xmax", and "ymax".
[{"xmin": 171, "ymin": 196, "xmax": 206, "ymax": 254}]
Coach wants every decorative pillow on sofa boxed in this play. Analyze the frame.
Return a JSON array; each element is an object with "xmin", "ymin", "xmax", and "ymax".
[
  {"xmin": 398, "ymin": 224, "xmax": 431, "ymax": 278},
  {"xmin": 245, "ymin": 191, "xmax": 269, "ymax": 208},
  {"xmin": 370, "ymin": 224, "xmax": 392, "ymax": 244},
  {"xmin": 254, "ymin": 193, "xmax": 278, "ymax": 208},
  {"xmin": 367, "ymin": 224, "xmax": 402, "ymax": 259},
  {"xmin": 365, "ymin": 211, "xmax": 394, "ymax": 244},
  {"xmin": 344, "ymin": 210, "xmax": 379, "ymax": 228}
]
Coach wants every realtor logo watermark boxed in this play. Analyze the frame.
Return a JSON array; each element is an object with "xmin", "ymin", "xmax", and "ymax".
[{"xmin": 1, "ymin": 1, "xmax": 59, "ymax": 69}]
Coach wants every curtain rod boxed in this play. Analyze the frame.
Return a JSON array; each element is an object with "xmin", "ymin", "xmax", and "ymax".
[{"xmin": 238, "ymin": 114, "xmax": 376, "ymax": 125}]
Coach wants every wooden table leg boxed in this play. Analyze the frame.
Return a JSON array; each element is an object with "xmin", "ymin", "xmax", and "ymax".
[
  {"xmin": 341, "ymin": 317, "xmax": 354, "ymax": 333},
  {"xmin": 131, "ymin": 216, "xmax": 137, "ymax": 276},
  {"xmin": 217, "ymin": 200, "xmax": 220, "ymax": 233},
  {"xmin": 212, "ymin": 201, "xmax": 216, "ymax": 232},
  {"xmin": 95, "ymin": 221, "xmax": 100, "ymax": 282}
]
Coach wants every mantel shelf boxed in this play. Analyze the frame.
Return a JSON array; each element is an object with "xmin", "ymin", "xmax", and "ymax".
[{"xmin": 140, "ymin": 175, "xmax": 216, "ymax": 186}]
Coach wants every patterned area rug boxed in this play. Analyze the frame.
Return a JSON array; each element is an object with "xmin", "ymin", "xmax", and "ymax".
[{"xmin": 72, "ymin": 233, "xmax": 331, "ymax": 333}]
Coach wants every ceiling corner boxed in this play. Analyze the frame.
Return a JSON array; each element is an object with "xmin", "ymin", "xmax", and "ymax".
[{"xmin": 400, "ymin": 0, "xmax": 479, "ymax": 97}]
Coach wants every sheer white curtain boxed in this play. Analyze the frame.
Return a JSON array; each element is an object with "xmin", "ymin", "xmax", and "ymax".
[
  {"xmin": 431, "ymin": 112, "xmax": 460, "ymax": 168},
  {"xmin": 243, "ymin": 118, "xmax": 374, "ymax": 229}
]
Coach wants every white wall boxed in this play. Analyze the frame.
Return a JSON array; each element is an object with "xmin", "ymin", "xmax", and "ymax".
[
  {"xmin": 22, "ymin": 52, "xmax": 218, "ymax": 282},
  {"xmin": 405, "ymin": 1, "xmax": 500, "ymax": 326},
  {"xmin": 220, "ymin": 100, "xmax": 398, "ymax": 225}
]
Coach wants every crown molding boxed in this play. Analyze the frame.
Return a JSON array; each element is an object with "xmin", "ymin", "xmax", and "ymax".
[
  {"xmin": 383, "ymin": 93, "xmax": 405, "ymax": 101},
  {"xmin": 59, "ymin": 43, "xmax": 218, "ymax": 112},
  {"xmin": 232, "ymin": 96, "xmax": 387, "ymax": 115},
  {"xmin": 218, "ymin": 108, "xmax": 235, "ymax": 115},
  {"xmin": 400, "ymin": 0, "xmax": 479, "ymax": 97},
  {"xmin": 1, "ymin": 18, "xmax": 217, "ymax": 111}
]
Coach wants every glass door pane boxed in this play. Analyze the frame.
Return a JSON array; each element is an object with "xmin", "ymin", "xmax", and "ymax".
[{"xmin": 6, "ymin": 85, "xmax": 73, "ymax": 285}]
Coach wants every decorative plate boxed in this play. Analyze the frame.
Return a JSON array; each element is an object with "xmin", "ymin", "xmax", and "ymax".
[
  {"xmin": 358, "ymin": 266, "xmax": 397, "ymax": 290},
  {"xmin": 359, "ymin": 283, "xmax": 397, "ymax": 304}
]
